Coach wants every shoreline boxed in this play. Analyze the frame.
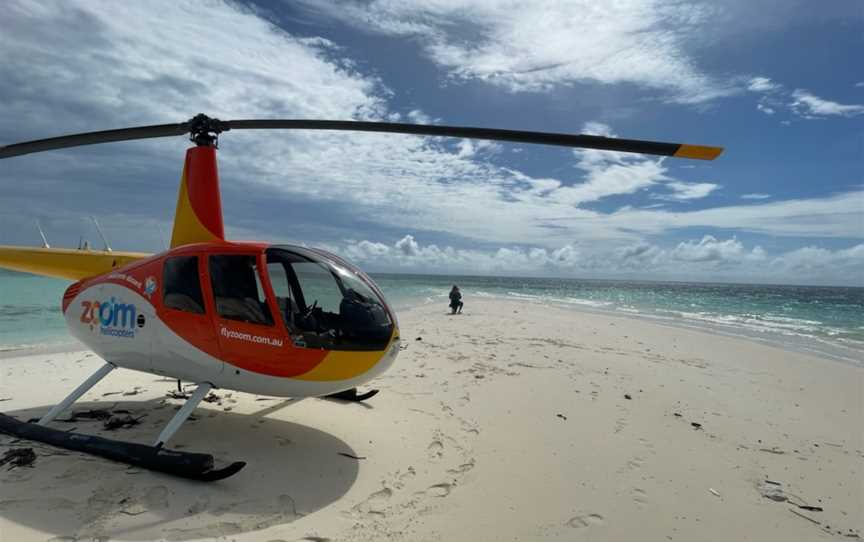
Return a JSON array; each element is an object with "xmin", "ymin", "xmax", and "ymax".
[
  {"xmin": 0, "ymin": 339, "xmax": 85, "ymax": 360},
  {"xmin": 2, "ymin": 292, "xmax": 861, "ymax": 366},
  {"xmin": 540, "ymin": 298, "xmax": 863, "ymax": 367},
  {"xmin": 397, "ymin": 293, "xmax": 864, "ymax": 367}
]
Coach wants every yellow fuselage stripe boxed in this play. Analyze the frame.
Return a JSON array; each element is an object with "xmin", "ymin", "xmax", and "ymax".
[{"xmin": 294, "ymin": 330, "xmax": 398, "ymax": 381}]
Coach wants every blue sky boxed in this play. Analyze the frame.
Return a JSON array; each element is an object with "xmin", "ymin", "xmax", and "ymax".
[{"xmin": 0, "ymin": 0, "xmax": 861, "ymax": 285}]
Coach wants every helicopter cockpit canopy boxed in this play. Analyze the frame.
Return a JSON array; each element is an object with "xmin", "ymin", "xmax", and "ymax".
[{"xmin": 265, "ymin": 246, "xmax": 394, "ymax": 351}]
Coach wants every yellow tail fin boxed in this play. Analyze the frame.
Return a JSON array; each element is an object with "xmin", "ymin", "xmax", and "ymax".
[{"xmin": 170, "ymin": 146, "xmax": 225, "ymax": 247}]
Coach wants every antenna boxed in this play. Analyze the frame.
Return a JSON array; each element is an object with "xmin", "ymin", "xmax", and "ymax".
[
  {"xmin": 90, "ymin": 216, "xmax": 112, "ymax": 252},
  {"xmin": 35, "ymin": 219, "xmax": 50, "ymax": 248},
  {"xmin": 156, "ymin": 223, "xmax": 168, "ymax": 251}
]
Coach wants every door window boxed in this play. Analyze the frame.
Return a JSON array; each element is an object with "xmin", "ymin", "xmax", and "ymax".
[
  {"xmin": 265, "ymin": 247, "xmax": 393, "ymax": 350},
  {"xmin": 209, "ymin": 255, "xmax": 273, "ymax": 326},
  {"xmin": 163, "ymin": 256, "xmax": 205, "ymax": 314},
  {"xmin": 292, "ymin": 261, "xmax": 344, "ymax": 314}
]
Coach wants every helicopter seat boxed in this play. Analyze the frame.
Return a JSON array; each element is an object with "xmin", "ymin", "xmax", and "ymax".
[
  {"xmin": 276, "ymin": 297, "xmax": 300, "ymax": 329},
  {"xmin": 215, "ymin": 296, "xmax": 270, "ymax": 325},
  {"xmin": 339, "ymin": 290, "xmax": 391, "ymax": 346},
  {"xmin": 164, "ymin": 293, "xmax": 204, "ymax": 314},
  {"xmin": 209, "ymin": 254, "xmax": 274, "ymax": 326}
]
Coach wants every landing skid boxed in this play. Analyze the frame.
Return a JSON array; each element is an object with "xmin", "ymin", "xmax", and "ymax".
[
  {"xmin": 0, "ymin": 362, "xmax": 245, "ymax": 481},
  {"xmin": 325, "ymin": 388, "xmax": 379, "ymax": 402},
  {"xmin": 0, "ymin": 413, "xmax": 245, "ymax": 481}
]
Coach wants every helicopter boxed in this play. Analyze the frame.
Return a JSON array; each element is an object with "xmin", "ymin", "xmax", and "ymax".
[{"xmin": 0, "ymin": 115, "xmax": 722, "ymax": 480}]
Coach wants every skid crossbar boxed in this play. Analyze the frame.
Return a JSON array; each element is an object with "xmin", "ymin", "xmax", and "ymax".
[{"xmin": 38, "ymin": 362, "xmax": 115, "ymax": 425}]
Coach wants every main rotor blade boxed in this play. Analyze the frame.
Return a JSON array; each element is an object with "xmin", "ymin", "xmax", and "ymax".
[
  {"xmin": 0, "ymin": 114, "xmax": 723, "ymax": 160},
  {"xmin": 0, "ymin": 123, "xmax": 189, "ymax": 159},
  {"xmin": 226, "ymin": 120, "xmax": 723, "ymax": 160}
]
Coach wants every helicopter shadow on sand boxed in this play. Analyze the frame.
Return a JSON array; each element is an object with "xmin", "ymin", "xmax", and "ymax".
[{"xmin": 0, "ymin": 397, "xmax": 360, "ymax": 541}]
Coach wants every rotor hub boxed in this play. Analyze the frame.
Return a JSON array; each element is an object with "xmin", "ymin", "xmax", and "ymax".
[{"xmin": 187, "ymin": 114, "xmax": 227, "ymax": 147}]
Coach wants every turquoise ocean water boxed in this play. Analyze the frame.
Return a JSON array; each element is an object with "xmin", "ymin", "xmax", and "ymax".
[{"xmin": 1, "ymin": 270, "xmax": 862, "ymax": 365}]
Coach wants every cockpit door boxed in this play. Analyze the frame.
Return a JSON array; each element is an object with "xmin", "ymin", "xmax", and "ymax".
[
  {"xmin": 155, "ymin": 254, "xmax": 223, "ymax": 378},
  {"xmin": 207, "ymin": 253, "xmax": 288, "ymax": 374}
]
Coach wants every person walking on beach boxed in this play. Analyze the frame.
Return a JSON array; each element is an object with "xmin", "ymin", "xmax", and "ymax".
[{"xmin": 449, "ymin": 285, "xmax": 464, "ymax": 314}]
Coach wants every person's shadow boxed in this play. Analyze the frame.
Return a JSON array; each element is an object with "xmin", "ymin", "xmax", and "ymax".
[{"xmin": 0, "ymin": 398, "xmax": 360, "ymax": 541}]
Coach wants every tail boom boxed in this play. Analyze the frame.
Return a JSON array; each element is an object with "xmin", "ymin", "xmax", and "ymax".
[{"xmin": 0, "ymin": 246, "xmax": 150, "ymax": 281}]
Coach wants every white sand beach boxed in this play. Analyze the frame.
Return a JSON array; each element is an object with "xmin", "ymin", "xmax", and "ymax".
[{"xmin": 1, "ymin": 298, "xmax": 861, "ymax": 541}]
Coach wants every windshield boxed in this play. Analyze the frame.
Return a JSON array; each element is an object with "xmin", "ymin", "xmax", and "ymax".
[{"xmin": 265, "ymin": 247, "xmax": 393, "ymax": 351}]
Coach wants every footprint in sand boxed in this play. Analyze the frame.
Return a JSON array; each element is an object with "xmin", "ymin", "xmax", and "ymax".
[
  {"xmin": 447, "ymin": 459, "xmax": 475, "ymax": 475},
  {"xmin": 632, "ymin": 487, "xmax": 648, "ymax": 507},
  {"xmin": 350, "ymin": 487, "xmax": 393, "ymax": 516},
  {"xmin": 618, "ymin": 455, "xmax": 645, "ymax": 474},
  {"xmin": 462, "ymin": 425, "xmax": 480, "ymax": 436},
  {"xmin": 426, "ymin": 483, "xmax": 453, "ymax": 498},
  {"xmin": 638, "ymin": 437, "xmax": 657, "ymax": 455},
  {"xmin": 427, "ymin": 439, "xmax": 444, "ymax": 460},
  {"xmin": 393, "ymin": 466, "xmax": 417, "ymax": 489},
  {"xmin": 566, "ymin": 513, "xmax": 605, "ymax": 529}
]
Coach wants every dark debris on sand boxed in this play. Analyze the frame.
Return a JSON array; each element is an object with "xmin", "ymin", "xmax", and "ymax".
[
  {"xmin": 57, "ymin": 409, "xmax": 114, "ymax": 422},
  {"xmin": 0, "ymin": 447, "xmax": 36, "ymax": 469},
  {"xmin": 103, "ymin": 414, "xmax": 145, "ymax": 431}
]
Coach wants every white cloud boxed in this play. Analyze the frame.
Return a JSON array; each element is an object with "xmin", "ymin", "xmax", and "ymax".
[
  {"xmin": 657, "ymin": 181, "xmax": 720, "ymax": 201},
  {"xmin": 346, "ymin": 240, "xmax": 390, "ymax": 259},
  {"xmin": 565, "ymin": 150, "xmax": 669, "ymax": 203},
  {"xmin": 333, "ymin": 234, "xmax": 864, "ymax": 285},
  {"xmin": 768, "ymin": 244, "xmax": 864, "ymax": 283},
  {"xmin": 4, "ymin": 2, "xmax": 733, "ymax": 249},
  {"xmin": 741, "ymin": 193, "xmax": 771, "ymax": 200},
  {"xmin": 233, "ymin": 120, "xmax": 733, "ymax": 247},
  {"xmin": 745, "ymin": 76, "xmax": 864, "ymax": 120},
  {"xmin": 619, "ymin": 242, "xmax": 655, "ymax": 259},
  {"xmin": 395, "ymin": 234, "xmax": 421, "ymax": 256},
  {"xmin": 335, "ymin": 234, "xmax": 590, "ymax": 274},
  {"xmin": 0, "ymin": 0, "xmax": 388, "ymax": 135},
  {"xmin": 670, "ymin": 235, "xmax": 762, "ymax": 264},
  {"xmin": 406, "ymin": 109, "xmax": 436, "ymax": 124},
  {"xmin": 790, "ymin": 89, "xmax": 864, "ymax": 118},
  {"xmin": 756, "ymin": 103, "xmax": 775, "ymax": 115},
  {"xmin": 2, "ymin": 0, "xmax": 860, "ymax": 272},
  {"xmin": 747, "ymin": 77, "xmax": 779, "ymax": 93},
  {"xmin": 592, "ymin": 190, "xmax": 864, "ymax": 239},
  {"xmin": 616, "ymin": 242, "xmax": 663, "ymax": 269},
  {"xmin": 300, "ymin": 0, "xmax": 730, "ymax": 103}
]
